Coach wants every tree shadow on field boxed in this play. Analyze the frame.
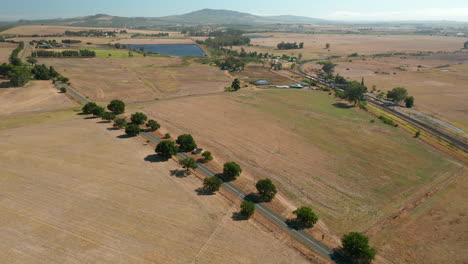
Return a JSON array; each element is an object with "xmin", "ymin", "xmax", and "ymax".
[
  {"xmin": 244, "ymin": 193, "xmax": 262, "ymax": 203},
  {"xmin": 332, "ymin": 102, "xmax": 354, "ymax": 109},
  {"xmin": 170, "ymin": 169, "xmax": 188, "ymax": 178},
  {"xmin": 195, "ymin": 187, "xmax": 213, "ymax": 196},
  {"xmin": 232, "ymin": 212, "xmax": 249, "ymax": 221},
  {"xmin": 107, "ymin": 127, "xmax": 120, "ymax": 131},
  {"xmin": 84, "ymin": 116, "xmax": 98, "ymax": 119},
  {"xmin": 96, "ymin": 120, "xmax": 109, "ymax": 124},
  {"xmin": 117, "ymin": 134, "xmax": 132, "ymax": 139},
  {"xmin": 0, "ymin": 81, "xmax": 12, "ymax": 88},
  {"xmin": 144, "ymin": 154, "xmax": 167, "ymax": 163},
  {"xmin": 76, "ymin": 112, "xmax": 87, "ymax": 116}
]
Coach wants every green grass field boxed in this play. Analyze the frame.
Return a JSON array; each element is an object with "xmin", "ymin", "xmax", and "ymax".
[{"xmin": 88, "ymin": 48, "xmax": 143, "ymax": 58}]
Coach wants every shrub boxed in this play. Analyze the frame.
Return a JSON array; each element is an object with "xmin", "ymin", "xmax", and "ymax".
[
  {"xmin": 176, "ymin": 134, "xmax": 198, "ymax": 152},
  {"xmin": 405, "ymin": 96, "xmax": 414, "ymax": 108},
  {"xmin": 155, "ymin": 140, "xmax": 179, "ymax": 159},
  {"xmin": 125, "ymin": 124, "xmax": 140, "ymax": 137},
  {"xmin": 130, "ymin": 112, "xmax": 147, "ymax": 125},
  {"xmin": 179, "ymin": 158, "xmax": 198, "ymax": 172},
  {"xmin": 221, "ymin": 162, "xmax": 242, "ymax": 181},
  {"xmin": 60, "ymin": 87, "xmax": 67, "ymax": 93},
  {"xmin": 379, "ymin": 115, "xmax": 397, "ymax": 127},
  {"xmin": 113, "ymin": 118, "xmax": 127, "ymax": 128},
  {"xmin": 164, "ymin": 133, "xmax": 171, "ymax": 139},
  {"xmin": 240, "ymin": 201, "xmax": 255, "ymax": 219},
  {"xmin": 415, "ymin": 130, "xmax": 421, "ymax": 138},
  {"xmin": 203, "ymin": 176, "xmax": 223, "ymax": 193}
]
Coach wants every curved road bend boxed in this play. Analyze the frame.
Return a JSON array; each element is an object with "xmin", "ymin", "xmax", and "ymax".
[{"xmin": 61, "ymin": 82, "xmax": 347, "ymax": 263}]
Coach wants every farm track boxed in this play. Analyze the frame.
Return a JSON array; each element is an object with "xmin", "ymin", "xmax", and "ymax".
[{"xmin": 59, "ymin": 82, "xmax": 349, "ymax": 264}]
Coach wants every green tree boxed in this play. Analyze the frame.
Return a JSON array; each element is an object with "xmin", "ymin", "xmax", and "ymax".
[
  {"xmin": 113, "ymin": 118, "xmax": 127, "ymax": 128},
  {"xmin": 8, "ymin": 66, "xmax": 31, "ymax": 87},
  {"xmin": 176, "ymin": 134, "xmax": 198, "ymax": 152},
  {"xmin": 221, "ymin": 162, "xmax": 242, "ymax": 181},
  {"xmin": 91, "ymin": 106, "xmax": 105, "ymax": 117},
  {"xmin": 202, "ymin": 151, "xmax": 213, "ymax": 162},
  {"xmin": 341, "ymin": 232, "xmax": 376, "ymax": 264},
  {"xmin": 405, "ymin": 96, "xmax": 414, "ymax": 108},
  {"xmin": 60, "ymin": 87, "xmax": 67, "ymax": 93},
  {"xmin": 292, "ymin": 206, "xmax": 318, "ymax": 228},
  {"xmin": 325, "ymin": 43, "xmax": 330, "ymax": 49},
  {"xmin": 387, "ymin": 87, "xmax": 408, "ymax": 104},
  {"xmin": 130, "ymin": 112, "xmax": 147, "ymax": 125},
  {"xmin": 82, "ymin": 102, "xmax": 98, "ymax": 114},
  {"xmin": 146, "ymin": 119, "xmax": 160, "ymax": 131},
  {"xmin": 125, "ymin": 124, "xmax": 140, "ymax": 137},
  {"xmin": 240, "ymin": 201, "xmax": 255, "ymax": 219},
  {"xmin": 345, "ymin": 81, "xmax": 367, "ymax": 105},
  {"xmin": 317, "ymin": 61, "xmax": 336, "ymax": 75},
  {"xmin": 26, "ymin": 56, "xmax": 37, "ymax": 65},
  {"xmin": 179, "ymin": 158, "xmax": 198, "ymax": 173},
  {"xmin": 156, "ymin": 140, "xmax": 179, "ymax": 159},
  {"xmin": 101, "ymin": 112, "xmax": 116, "ymax": 122},
  {"xmin": 231, "ymin": 78, "xmax": 241, "ymax": 91},
  {"xmin": 164, "ymin": 133, "xmax": 171, "ymax": 139},
  {"xmin": 203, "ymin": 176, "xmax": 223, "ymax": 193},
  {"xmin": 415, "ymin": 130, "xmax": 421, "ymax": 138},
  {"xmin": 107, "ymin": 99, "xmax": 125, "ymax": 115},
  {"xmin": 255, "ymin": 179, "xmax": 278, "ymax": 202}
]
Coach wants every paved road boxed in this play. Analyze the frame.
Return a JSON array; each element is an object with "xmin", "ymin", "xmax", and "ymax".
[{"xmin": 62, "ymin": 83, "xmax": 347, "ymax": 263}]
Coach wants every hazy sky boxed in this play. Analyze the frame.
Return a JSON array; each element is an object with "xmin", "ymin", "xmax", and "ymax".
[{"xmin": 1, "ymin": 0, "xmax": 467, "ymax": 21}]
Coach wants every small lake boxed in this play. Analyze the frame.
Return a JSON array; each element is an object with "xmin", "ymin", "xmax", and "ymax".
[
  {"xmin": 243, "ymin": 34, "xmax": 269, "ymax": 39},
  {"xmin": 128, "ymin": 44, "xmax": 206, "ymax": 57}
]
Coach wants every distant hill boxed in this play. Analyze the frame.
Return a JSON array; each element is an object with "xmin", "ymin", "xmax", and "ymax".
[{"xmin": 0, "ymin": 9, "xmax": 328, "ymax": 29}]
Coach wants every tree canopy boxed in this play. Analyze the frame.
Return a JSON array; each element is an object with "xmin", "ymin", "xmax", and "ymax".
[
  {"xmin": 341, "ymin": 232, "xmax": 376, "ymax": 264},
  {"xmin": 130, "ymin": 112, "xmax": 147, "ymax": 125},
  {"xmin": 240, "ymin": 201, "xmax": 255, "ymax": 218},
  {"xmin": 387, "ymin": 87, "xmax": 408, "ymax": 104},
  {"xmin": 179, "ymin": 158, "xmax": 198, "ymax": 172},
  {"xmin": 203, "ymin": 176, "xmax": 223, "ymax": 193},
  {"xmin": 292, "ymin": 206, "xmax": 318, "ymax": 228},
  {"xmin": 101, "ymin": 112, "xmax": 116, "ymax": 122},
  {"xmin": 202, "ymin": 151, "xmax": 213, "ymax": 162},
  {"xmin": 146, "ymin": 120, "xmax": 160, "ymax": 131},
  {"xmin": 91, "ymin": 106, "xmax": 105, "ymax": 117},
  {"xmin": 317, "ymin": 61, "xmax": 336, "ymax": 75},
  {"xmin": 125, "ymin": 124, "xmax": 141, "ymax": 137},
  {"xmin": 405, "ymin": 96, "xmax": 414, "ymax": 108},
  {"xmin": 156, "ymin": 140, "xmax": 179, "ymax": 159},
  {"xmin": 231, "ymin": 78, "xmax": 241, "ymax": 91},
  {"xmin": 107, "ymin": 99, "xmax": 125, "ymax": 115},
  {"xmin": 113, "ymin": 118, "xmax": 127, "ymax": 128},
  {"xmin": 221, "ymin": 162, "xmax": 242, "ymax": 181},
  {"xmin": 82, "ymin": 102, "xmax": 98, "ymax": 114},
  {"xmin": 345, "ymin": 81, "xmax": 367, "ymax": 105},
  {"xmin": 176, "ymin": 134, "xmax": 198, "ymax": 152},
  {"xmin": 255, "ymin": 179, "xmax": 278, "ymax": 202}
]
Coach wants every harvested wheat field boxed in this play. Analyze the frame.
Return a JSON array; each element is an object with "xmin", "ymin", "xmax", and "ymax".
[
  {"xmin": 2, "ymin": 25, "xmax": 172, "ymax": 35},
  {"xmin": 233, "ymin": 33, "xmax": 467, "ymax": 59},
  {"xmin": 0, "ymin": 80, "xmax": 73, "ymax": 116},
  {"xmin": 0, "ymin": 116, "xmax": 311, "ymax": 264},
  {"xmin": 328, "ymin": 53, "xmax": 468, "ymax": 129},
  {"xmin": 0, "ymin": 42, "xmax": 17, "ymax": 64},
  {"xmin": 130, "ymin": 90, "xmax": 462, "ymax": 236},
  {"xmin": 38, "ymin": 57, "xmax": 231, "ymax": 102}
]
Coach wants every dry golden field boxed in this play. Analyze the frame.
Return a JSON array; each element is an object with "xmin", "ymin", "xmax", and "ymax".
[
  {"xmin": 0, "ymin": 80, "xmax": 74, "ymax": 116},
  {"xmin": 1, "ymin": 25, "xmax": 177, "ymax": 35},
  {"xmin": 234, "ymin": 33, "xmax": 467, "ymax": 59},
  {"xmin": 0, "ymin": 115, "xmax": 311, "ymax": 264},
  {"xmin": 0, "ymin": 42, "xmax": 17, "ymax": 64},
  {"xmin": 37, "ymin": 57, "xmax": 231, "ymax": 103}
]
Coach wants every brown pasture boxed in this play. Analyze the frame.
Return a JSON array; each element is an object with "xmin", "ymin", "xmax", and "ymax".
[
  {"xmin": 0, "ymin": 80, "xmax": 74, "ymax": 116},
  {"xmin": 2, "ymin": 25, "xmax": 177, "ymax": 35},
  {"xmin": 0, "ymin": 42, "xmax": 17, "ymax": 64},
  {"xmin": 0, "ymin": 116, "xmax": 310, "ymax": 264},
  {"xmin": 37, "ymin": 57, "xmax": 231, "ymax": 103},
  {"xmin": 233, "ymin": 33, "xmax": 467, "ymax": 60}
]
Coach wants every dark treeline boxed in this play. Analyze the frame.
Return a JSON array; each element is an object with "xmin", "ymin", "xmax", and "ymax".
[
  {"xmin": 108, "ymin": 43, "xmax": 128, "ymax": 49},
  {"xmin": 64, "ymin": 30, "xmax": 117, "ymax": 37},
  {"xmin": 277, "ymin": 42, "xmax": 304, "ymax": 50},
  {"xmin": 61, "ymin": 39, "xmax": 82, "ymax": 44},
  {"xmin": 30, "ymin": 39, "xmax": 63, "ymax": 48},
  {"xmin": 131, "ymin": 33, "xmax": 169, "ymax": 38},
  {"xmin": 32, "ymin": 49, "xmax": 96, "ymax": 58},
  {"xmin": 196, "ymin": 35, "xmax": 250, "ymax": 49},
  {"xmin": 31, "ymin": 64, "xmax": 58, "ymax": 80},
  {"xmin": 9, "ymin": 41, "xmax": 25, "ymax": 66}
]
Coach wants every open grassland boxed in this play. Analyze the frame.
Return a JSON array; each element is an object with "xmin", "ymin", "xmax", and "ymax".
[
  {"xmin": 37, "ymin": 57, "xmax": 231, "ymax": 102},
  {"xmin": 0, "ymin": 42, "xmax": 17, "ymax": 64},
  {"xmin": 233, "ymin": 64, "xmax": 293, "ymax": 85},
  {"xmin": 233, "ymin": 33, "xmax": 466, "ymax": 60},
  {"xmin": 0, "ymin": 80, "xmax": 74, "ymax": 116},
  {"xmin": 328, "ymin": 53, "xmax": 468, "ymax": 129},
  {"xmin": 1, "ymin": 25, "xmax": 176, "ymax": 35},
  {"xmin": 0, "ymin": 116, "xmax": 311, "ymax": 264},
  {"xmin": 10, "ymin": 36, "xmax": 121, "ymax": 45},
  {"xmin": 130, "ymin": 90, "xmax": 462, "ymax": 237},
  {"xmin": 373, "ymin": 168, "xmax": 467, "ymax": 264}
]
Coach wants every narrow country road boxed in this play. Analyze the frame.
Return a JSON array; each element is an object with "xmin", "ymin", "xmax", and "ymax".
[{"xmin": 60, "ymin": 82, "xmax": 348, "ymax": 264}]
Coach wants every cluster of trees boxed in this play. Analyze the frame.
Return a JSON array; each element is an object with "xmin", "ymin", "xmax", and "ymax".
[
  {"xmin": 464, "ymin": 41, "xmax": 468, "ymax": 49},
  {"xmin": 64, "ymin": 30, "xmax": 116, "ymax": 37},
  {"xmin": 196, "ymin": 35, "xmax": 251, "ymax": 49},
  {"xmin": 29, "ymin": 39, "xmax": 63, "ymax": 48},
  {"xmin": 0, "ymin": 64, "xmax": 30, "ymax": 87},
  {"xmin": 186, "ymin": 28, "xmax": 244, "ymax": 37},
  {"xmin": 9, "ymin": 41, "xmax": 24, "ymax": 66},
  {"xmin": 225, "ymin": 78, "xmax": 241, "ymax": 92},
  {"xmin": 32, "ymin": 49, "xmax": 96, "ymax": 58},
  {"xmin": 277, "ymin": 42, "xmax": 304, "ymax": 50},
  {"xmin": 61, "ymin": 39, "xmax": 82, "ymax": 44},
  {"xmin": 109, "ymin": 43, "xmax": 128, "ymax": 49},
  {"xmin": 31, "ymin": 64, "xmax": 59, "ymax": 80},
  {"xmin": 386, "ymin": 87, "xmax": 414, "ymax": 108},
  {"xmin": 131, "ymin": 33, "xmax": 169, "ymax": 38},
  {"xmin": 216, "ymin": 56, "xmax": 246, "ymax": 72}
]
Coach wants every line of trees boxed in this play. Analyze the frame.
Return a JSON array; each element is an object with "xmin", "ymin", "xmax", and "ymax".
[
  {"xmin": 277, "ymin": 42, "xmax": 304, "ymax": 50},
  {"xmin": 61, "ymin": 39, "xmax": 82, "ymax": 44},
  {"xmin": 32, "ymin": 49, "xmax": 96, "ymax": 58},
  {"xmin": 64, "ymin": 30, "xmax": 116, "ymax": 37},
  {"xmin": 196, "ymin": 35, "xmax": 251, "ymax": 49},
  {"xmin": 131, "ymin": 33, "xmax": 169, "ymax": 38}
]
